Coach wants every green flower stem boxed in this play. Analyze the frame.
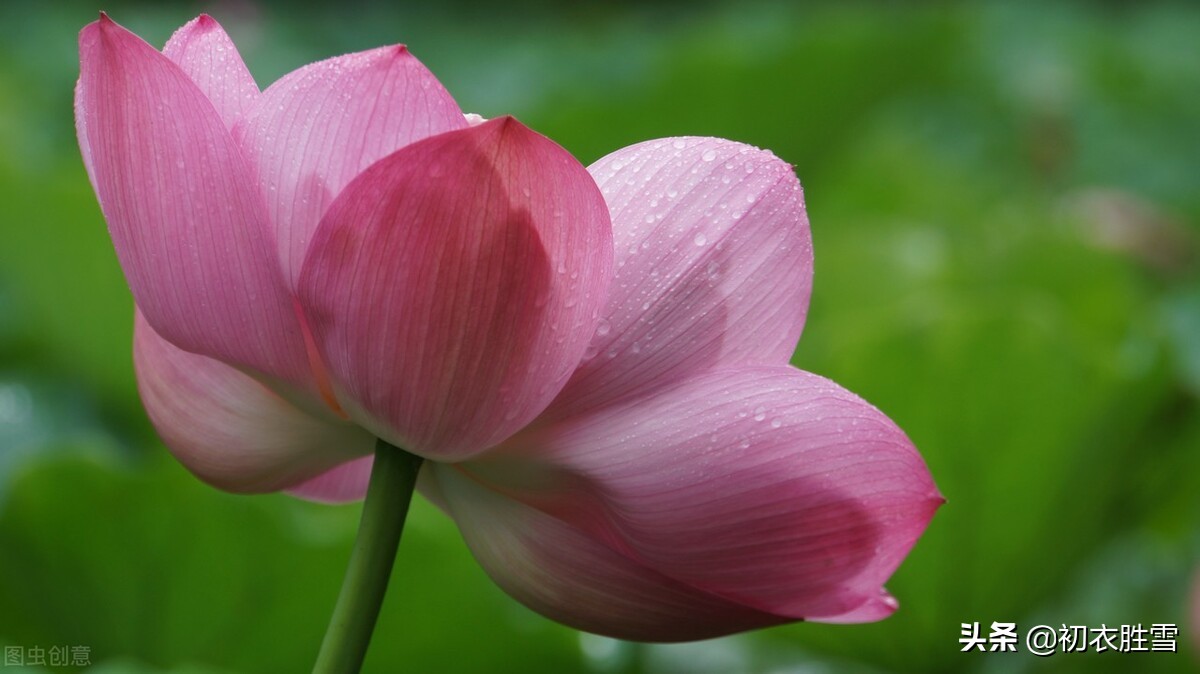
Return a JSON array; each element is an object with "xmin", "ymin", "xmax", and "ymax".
[{"xmin": 313, "ymin": 439, "xmax": 424, "ymax": 674}]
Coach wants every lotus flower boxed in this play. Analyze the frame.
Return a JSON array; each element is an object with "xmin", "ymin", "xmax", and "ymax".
[{"xmin": 76, "ymin": 14, "xmax": 941, "ymax": 641}]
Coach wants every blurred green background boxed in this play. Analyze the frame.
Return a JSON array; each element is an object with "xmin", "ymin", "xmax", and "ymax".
[{"xmin": 1, "ymin": 0, "xmax": 1198, "ymax": 672}]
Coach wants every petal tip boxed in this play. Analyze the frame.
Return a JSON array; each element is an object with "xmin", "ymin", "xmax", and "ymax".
[
  {"xmin": 485, "ymin": 114, "xmax": 519, "ymax": 131},
  {"xmin": 812, "ymin": 590, "xmax": 900, "ymax": 624},
  {"xmin": 472, "ymin": 114, "xmax": 533, "ymax": 146},
  {"xmin": 82, "ymin": 12, "xmax": 127, "ymax": 54}
]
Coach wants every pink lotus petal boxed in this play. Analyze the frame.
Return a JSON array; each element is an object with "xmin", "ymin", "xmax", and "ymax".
[
  {"xmin": 431, "ymin": 464, "xmax": 788, "ymax": 641},
  {"xmin": 287, "ymin": 455, "xmax": 375, "ymax": 504},
  {"xmin": 235, "ymin": 43, "xmax": 466, "ymax": 289},
  {"xmin": 133, "ymin": 312, "xmax": 373, "ymax": 493},
  {"xmin": 815, "ymin": 589, "xmax": 899, "ymax": 624},
  {"xmin": 298, "ymin": 117, "xmax": 613, "ymax": 461},
  {"xmin": 77, "ymin": 16, "xmax": 312, "ymax": 391},
  {"xmin": 469, "ymin": 366, "xmax": 941, "ymax": 621},
  {"xmin": 544, "ymin": 138, "xmax": 811, "ymax": 420},
  {"xmin": 162, "ymin": 15, "xmax": 260, "ymax": 130}
]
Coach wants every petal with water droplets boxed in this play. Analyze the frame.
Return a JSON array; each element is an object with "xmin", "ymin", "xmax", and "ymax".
[
  {"xmin": 162, "ymin": 14, "xmax": 260, "ymax": 129},
  {"xmin": 545, "ymin": 137, "xmax": 811, "ymax": 420},
  {"xmin": 468, "ymin": 365, "xmax": 941, "ymax": 622},
  {"xmin": 235, "ymin": 43, "xmax": 466, "ymax": 289}
]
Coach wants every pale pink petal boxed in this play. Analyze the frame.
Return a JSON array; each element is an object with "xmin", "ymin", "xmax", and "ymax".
[
  {"xmin": 162, "ymin": 15, "xmax": 260, "ymax": 130},
  {"xmin": 287, "ymin": 455, "xmax": 374, "ymax": 504},
  {"xmin": 133, "ymin": 312, "xmax": 373, "ymax": 493},
  {"xmin": 543, "ymin": 138, "xmax": 811, "ymax": 421},
  {"xmin": 815, "ymin": 590, "xmax": 899, "ymax": 624},
  {"xmin": 77, "ymin": 16, "xmax": 312, "ymax": 391},
  {"xmin": 235, "ymin": 44, "xmax": 466, "ymax": 289},
  {"xmin": 299, "ymin": 117, "xmax": 613, "ymax": 461},
  {"xmin": 470, "ymin": 366, "xmax": 941, "ymax": 621},
  {"xmin": 431, "ymin": 464, "xmax": 789, "ymax": 641}
]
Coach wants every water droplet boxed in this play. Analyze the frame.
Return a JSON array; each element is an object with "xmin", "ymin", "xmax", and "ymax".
[
  {"xmin": 672, "ymin": 139, "xmax": 686, "ymax": 149},
  {"xmin": 770, "ymin": 418, "xmax": 783, "ymax": 428},
  {"xmin": 753, "ymin": 406, "xmax": 766, "ymax": 421},
  {"xmin": 595, "ymin": 320, "xmax": 611, "ymax": 337},
  {"xmin": 693, "ymin": 232, "xmax": 708, "ymax": 247},
  {"xmin": 701, "ymin": 149, "xmax": 717, "ymax": 162}
]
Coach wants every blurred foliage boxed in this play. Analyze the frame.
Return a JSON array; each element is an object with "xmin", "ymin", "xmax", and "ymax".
[{"xmin": 0, "ymin": 1, "xmax": 1198, "ymax": 672}]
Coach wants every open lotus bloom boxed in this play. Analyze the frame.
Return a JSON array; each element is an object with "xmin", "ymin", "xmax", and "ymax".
[{"xmin": 77, "ymin": 14, "xmax": 942, "ymax": 641}]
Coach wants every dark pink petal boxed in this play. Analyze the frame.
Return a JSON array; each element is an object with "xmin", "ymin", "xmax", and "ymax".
[
  {"xmin": 235, "ymin": 44, "xmax": 466, "ymax": 289},
  {"xmin": 76, "ymin": 16, "xmax": 312, "ymax": 390},
  {"xmin": 431, "ymin": 464, "xmax": 789, "ymax": 641},
  {"xmin": 299, "ymin": 117, "xmax": 613, "ymax": 461},
  {"xmin": 133, "ymin": 312, "xmax": 373, "ymax": 493},
  {"xmin": 287, "ymin": 455, "xmax": 374, "ymax": 503},
  {"xmin": 543, "ymin": 138, "xmax": 812, "ymax": 420},
  {"xmin": 162, "ymin": 15, "xmax": 260, "ymax": 130},
  {"xmin": 470, "ymin": 366, "xmax": 941, "ymax": 621}
]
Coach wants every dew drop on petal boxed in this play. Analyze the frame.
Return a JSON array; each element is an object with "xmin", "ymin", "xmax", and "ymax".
[
  {"xmin": 693, "ymin": 232, "xmax": 708, "ymax": 247},
  {"xmin": 701, "ymin": 149, "xmax": 717, "ymax": 162}
]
